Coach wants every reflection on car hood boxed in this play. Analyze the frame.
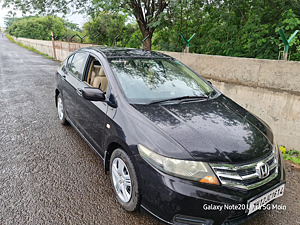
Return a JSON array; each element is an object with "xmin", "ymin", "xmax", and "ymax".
[{"xmin": 132, "ymin": 95, "xmax": 273, "ymax": 164}]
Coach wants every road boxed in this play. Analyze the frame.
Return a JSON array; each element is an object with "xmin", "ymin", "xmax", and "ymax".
[{"xmin": 0, "ymin": 36, "xmax": 299, "ymax": 225}]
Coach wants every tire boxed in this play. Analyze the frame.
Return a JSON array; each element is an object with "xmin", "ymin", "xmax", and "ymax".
[
  {"xmin": 57, "ymin": 94, "xmax": 68, "ymax": 125},
  {"xmin": 109, "ymin": 149, "xmax": 140, "ymax": 211}
]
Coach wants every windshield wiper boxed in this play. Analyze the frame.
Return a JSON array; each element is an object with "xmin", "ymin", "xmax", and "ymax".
[
  {"xmin": 207, "ymin": 90, "xmax": 217, "ymax": 99},
  {"xmin": 148, "ymin": 95, "xmax": 208, "ymax": 105}
]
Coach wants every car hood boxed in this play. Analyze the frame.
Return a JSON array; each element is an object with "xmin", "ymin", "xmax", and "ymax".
[{"xmin": 132, "ymin": 95, "xmax": 274, "ymax": 164}]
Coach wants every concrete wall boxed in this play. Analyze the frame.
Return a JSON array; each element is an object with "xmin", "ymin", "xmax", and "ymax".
[
  {"xmin": 12, "ymin": 37, "xmax": 300, "ymax": 149},
  {"xmin": 161, "ymin": 52, "xmax": 300, "ymax": 95},
  {"xmin": 13, "ymin": 37, "xmax": 99, "ymax": 61}
]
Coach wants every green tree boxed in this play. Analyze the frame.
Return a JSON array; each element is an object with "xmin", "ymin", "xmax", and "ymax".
[
  {"xmin": 83, "ymin": 12, "xmax": 141, "ymax": 48},
  {"xmin": 3, "ymin": 0, "xmax": 300, "ymax": 59},
  {"xmin": 2, "ymin": 0, "xmax": 168, "ymax": 50},
  {"xmin": 152, "ymin": 0, "xmax": 300, "ymax": 60},
  {"xmin": 88, "ymin": 0, "xmax": 168, "ymax": 50},
  {"xmin": 7, "ymin": 16, "xmax": 79, "ymax": 41}
]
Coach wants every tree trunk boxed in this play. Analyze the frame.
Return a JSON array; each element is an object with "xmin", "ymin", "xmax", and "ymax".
[
  {"xmin": 130, "ymin": 0, "xmax": 167, "ymax": 50},
  {"xmin": 137, "ymin": 22, "xmax": 153, "ymax": 50},
  {"xmin": 143, "ymin": 33, "xmax": 152, "ymax": 50}
]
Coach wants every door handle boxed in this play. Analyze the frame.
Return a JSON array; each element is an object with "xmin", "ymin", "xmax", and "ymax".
[{"xmin": 76, "ymin": 88, "xmax": 83, "ymax": 97}]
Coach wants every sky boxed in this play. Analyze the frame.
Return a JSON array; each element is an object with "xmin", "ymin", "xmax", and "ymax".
[
  {"xmin": 0, "ymin": 5, "xmax": 88, "ymax": 28},
  {"xmin": 0, "ymin": 6, "xmax": 22, "ymax": 27}
]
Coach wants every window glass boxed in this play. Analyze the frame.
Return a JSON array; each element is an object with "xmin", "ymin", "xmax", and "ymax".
[
  {"xmin": 69, "ymin": 53, "xmax": 88, "ymax": 79},
  {"xmin": 66, "ymin": 54, "xmax": 74, "ymax": 69},
  {"xmin": 60, "ymin": 56, "xmax": 70, "ymax": 73},
  {"xmin": 109, "ymin": 58, "xmax": 213, "ymax": 104}
]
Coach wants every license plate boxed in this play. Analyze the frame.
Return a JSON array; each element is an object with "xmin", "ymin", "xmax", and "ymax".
[{"xmin": 247, "ymin": 184, "xmax": 285, "ymax": 215}]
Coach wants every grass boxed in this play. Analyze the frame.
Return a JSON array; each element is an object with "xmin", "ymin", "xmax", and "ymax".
[
  {"xmin": 6, "ymin": 34, "xmax": 53, "ymax": 60},
  {"xmin": 280, "ymin": 146, "xmax": 300, "ymax": 165}
]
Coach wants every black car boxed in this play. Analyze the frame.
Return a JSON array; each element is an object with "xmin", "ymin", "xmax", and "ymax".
[{"xmin": 55, "ymin": 47, "xmax": 285, "ymax": 225}]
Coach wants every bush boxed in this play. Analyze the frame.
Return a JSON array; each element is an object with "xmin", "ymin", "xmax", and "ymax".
[{"xmin": 280, "ymin": 146, "xmax": 300, "ymax": 165}]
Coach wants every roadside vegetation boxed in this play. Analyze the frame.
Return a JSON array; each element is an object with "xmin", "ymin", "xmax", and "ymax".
[
  {"xmin": 82, "ymin": 12, "xmax": 141, "ymax": 48},
  {"xmin": 5, "ymin": 15, "xmax": 79, "ymax": 41},
  {"xmin": 3, "ymin": 0, "xmax": 300, "ymax": 60},
  {"xmin": 280, "ymin": 146, "xmax": 300, "ymax": 165}
]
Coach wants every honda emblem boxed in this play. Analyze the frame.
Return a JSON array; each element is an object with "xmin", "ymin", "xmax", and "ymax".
[{"xmin": 256, "ymin": 162, "xmax": 270, "ymax": 179}]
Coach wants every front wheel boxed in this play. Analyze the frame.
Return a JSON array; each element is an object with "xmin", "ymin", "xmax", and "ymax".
[
  {"xmin": 110, "ymin": 149, "xmax": 140, "ymax": 211},
  {"xmin": 57, "ymin": 94, "xmax": 68, "ymax": 125}
]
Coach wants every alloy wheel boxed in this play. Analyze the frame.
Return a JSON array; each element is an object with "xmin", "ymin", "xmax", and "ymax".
[
  {"xmin": 111, "ymin": 158, "xmax": 132, "ymax": 203},
  {"xmin": 57, "ymin": 97, "xmax": 64, "ymax": 120}
]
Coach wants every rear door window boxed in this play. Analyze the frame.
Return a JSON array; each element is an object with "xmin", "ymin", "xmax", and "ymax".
[{"xmin": 68, "ymin": 52, "xmax": 88, "ymax": 80}]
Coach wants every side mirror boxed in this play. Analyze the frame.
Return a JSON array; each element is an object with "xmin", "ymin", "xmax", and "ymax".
[
  {"xmin": 207, "ymin": 80, "xmax": 212, "ymax": 85},
  {"xmin": 82, "ymin": 87, "xmax": 105, "ymax": 101}
]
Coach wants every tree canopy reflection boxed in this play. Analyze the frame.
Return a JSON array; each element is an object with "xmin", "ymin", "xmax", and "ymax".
[{"xmin": 109, "ymin": 58, "xmax": 213, "ymax": 104}]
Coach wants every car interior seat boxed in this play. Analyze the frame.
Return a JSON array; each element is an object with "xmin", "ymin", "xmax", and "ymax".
[
  {"xmin": 90, "ymin": 65, "xmax": 101, "ymax": 86},
  {"xmin": 92, "ymin": 67, "xmax": 108, "ymax": 93}
]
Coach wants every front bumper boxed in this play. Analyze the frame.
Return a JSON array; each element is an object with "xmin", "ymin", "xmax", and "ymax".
[{"xmin": 134, "ymin": 154, "xmax": 286, "ymax": 225}]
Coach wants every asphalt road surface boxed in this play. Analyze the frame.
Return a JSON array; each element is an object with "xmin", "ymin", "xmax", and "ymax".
[{"xmin": 0, "ymin": 36, "xmax": 299, "ymax": 225}]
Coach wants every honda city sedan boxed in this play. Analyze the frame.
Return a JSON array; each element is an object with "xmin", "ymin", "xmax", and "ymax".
[{"xmin": 55, "ymin": 47, "xmax": 285, "ymax": 225}]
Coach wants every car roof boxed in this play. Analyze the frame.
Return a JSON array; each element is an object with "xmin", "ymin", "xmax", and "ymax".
[{"xmin": 79, "ymin": 47, "xmax": 172, "ymax": 59}]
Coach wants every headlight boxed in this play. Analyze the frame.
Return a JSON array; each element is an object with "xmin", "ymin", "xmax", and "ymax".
[
  {"xmin": 138, "ymin": 144, "xmax": 219, "ymax": 185},
  {"xmin": 272, "ymin": 137, "xmax": 280, "ymax": 168}
]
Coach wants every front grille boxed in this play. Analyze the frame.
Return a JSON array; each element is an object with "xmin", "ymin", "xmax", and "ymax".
[
  {"xmin": 236, "ymin": 168, "xmax": 256, "ymax": 177},
  {"xmin": 210, "ymin": 152, "xmax": 278, "ymax": 190}
]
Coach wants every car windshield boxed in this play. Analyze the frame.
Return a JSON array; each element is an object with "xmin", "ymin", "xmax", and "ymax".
[{"xmin": 109, "ymin": 57, "xmax": 214, "ymax": 104}]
